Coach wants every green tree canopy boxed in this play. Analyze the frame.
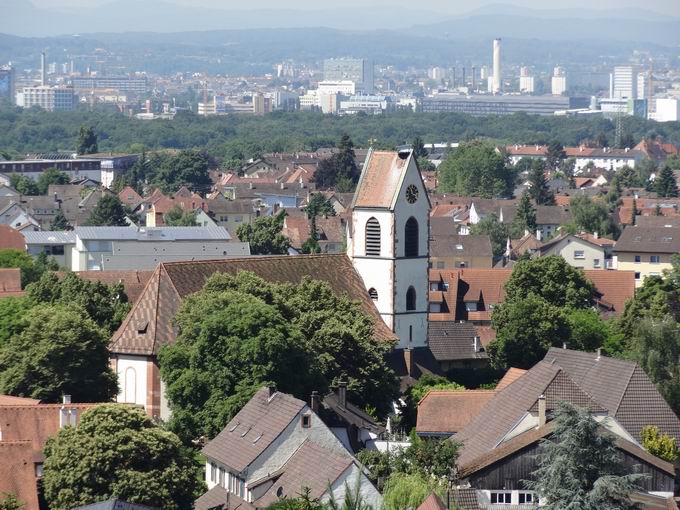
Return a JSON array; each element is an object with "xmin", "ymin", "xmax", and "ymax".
[
  {"xmin": 163, "ymin": 205, "xmax": 198, "ymax": 226},
  {"xmin": 314, "ymin": 134, "xmax": 360, "ymax": 191},
  {"xmin": 305, "ymin": 193, "xmax": 335, "ymax": 219},
  {"xmin": 527, "ymin": 160, "xmax": 555, "ymax": 205},
  {"xmin": 502, "ymin": 255, "xmax": 596, "ymax": 309},
  {"xmin": 151, "ymin": 149, "xmax": 213, "ymax": 193},
  {"xmin": 470, "ymin": 213, "xmax": 508, "ymax": 259},
  {"xmin": 85, "ymin": 194, "xmax": 129, "ymax": 226},
  {"xmin": 524, "ymin": 402, "xmax": 645, "ymax": 509},
  {"xmin": 512, "ymin": 191, "xmax": 536, "ymax": 236},
  {"xmin": 0, "ymin": 249, "xmax": 56, "ymax": 287},
  {"xmin": 568, "ymin": 195, "xmax": 618, "ymax": 238},
  {"xmin": 9, "ymin": 174, "xmax": 39, "ymax": 195},
  {"xmin": 0, "ymin": 296, "xmax": 32, "ymax": 346},
  {"xmin": 655, "ymin": 165, "xmax": 679, "ymax": 198},
  {"xmin": 49, "ymin": 209, "xmax": 70, "ymax": 230},
  {"xmin": 42, "ymin": 404, "xmax": 203, "ymax": 510},
  {"xmin": 236, "ymin": 211, "xmax": 290, "ymax": 255},
  {"xmin": 545, "ymin": 141, "xmax": 566, "ymax": 170},
  {"xmin": 438, "ymin": 141, "xmax": 516, "ymax": 198},
  {"xmin": 641, "ymin": 425, "xmax": 679, "ymax": 462},
  {"xmin": 412, "ymin": 136, "xmax": 428, "ymax": 159},
  {"xmin": 159, "ymin": 271, "xmax": 398, "ymax": 442},
  {"xmin": 0, "ymin": 304, "xmax": 117, "ymax": 402},
  {"xmin": 76, "ymin": 124, "xmax": 98, "ymax": 155},
  {"xmin": 36, "ymin": 168, "xmax": 70, "ymax": 194}
]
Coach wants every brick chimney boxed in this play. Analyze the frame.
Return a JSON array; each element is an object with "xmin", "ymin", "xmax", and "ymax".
[
  {"xmin": 337, "ymin": 381, "xmax": 347, "ymax": 408},
  {"xmin": 310, "ymin": 391, "xmax": 320, "ymax": 413},
  {"xmin": 538, "ymin": 394, "xmax": 546, "ymax": 427}
]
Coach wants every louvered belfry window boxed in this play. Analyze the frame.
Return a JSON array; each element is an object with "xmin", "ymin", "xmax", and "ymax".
[{"xmin": 365, "ymin": 217, "xmax": 381, "ymax": 256}]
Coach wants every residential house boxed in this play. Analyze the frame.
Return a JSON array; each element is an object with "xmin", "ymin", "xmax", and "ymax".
[
  {"xmin": 535, "ymin": 205, "xmax": 572, "ymax": 240},
  {"xmin": 109, "ymin": 255, "xmax": 396, "ymax": 419},
  {"xmin": 324, "ymin": 192, "xmax": 356, "ymax": 215},
  {"xmin": 206, "ymin": 194, "xmax": 255, "ymax": 234},
  {"xmin": 72, "ymin": 499, "xmax": 155, "ymax": 510},
  {"xmin": 505, "ymin": 144, "xmax": 646, "ymax": 172},
  {"xmin": 535, "ymin": 233, "xmax": 611, "ymax": 270},
  {"xmin": 196, "ymin": 387, "xmax": 382, "ymax": 510},
  {"xmin": 634, "ymin": 139, "xmax": 680, "ymax": 166},
  {"xmin": 427, "ymin": 321, "xmax": 489, "ymax": 371},
  {"xmin": 0, "ymin": 185, "xmax": 19, "ymax": 197},
  {"xmin": 145, "ymin": 188, "xmax": 212, "ymax": 227},
  {"xmin": 615, "ymin": 225, "xmax": 680, "ymax": 287},
  {"xmin": 0, "ymin": 224, "xmax": 25, "ymax": 250},
  {"xmin": 451, "ymin": 348, "xmax": 680, "ymax": 508},
  {"xmin": 0, "ymin": 395, "xmax": 97, "ymax": 510},
  {"xmin": 118, "ymin": 186, "xmax": 144, "ymax": 209},
  {"xmin": 283, "ymin": 216, "xmax": 346, "ymax": 254},
  {"xmin": 430, "ymin": 234, "xmax": 493, "ymax": 269},
  {"xmin": 24, "ymin": 226, "xmax": 249, "ymax": 271},
  {"xmin": 428, "ymin": 268, "xmax": 635, "ymax": 325}
]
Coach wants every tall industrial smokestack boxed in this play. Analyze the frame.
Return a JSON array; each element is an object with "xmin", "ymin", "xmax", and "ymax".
[
  {"xmin": 492, "ymin": 38, "xmax": 501, "ymax": 94},
  {"xmin": 40, "ymin": 51, "xmax": 46, "ymax": 86}
]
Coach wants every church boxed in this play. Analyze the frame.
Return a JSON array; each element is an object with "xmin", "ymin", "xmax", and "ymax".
[{"xmin": 109, "ymin": 148, "xmax": 431, "ymax": 418}]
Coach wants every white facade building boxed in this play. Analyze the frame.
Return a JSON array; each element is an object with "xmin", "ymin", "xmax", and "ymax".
[
  {"xmin": 551, "ymin": 66, "xmax": 567, "ymax": 95},
  {"xmin": 24, "ymin": 226, "xmax": 250, "ymax": 271},
  {"xmin": 613, "ymin": 65, "xmax": 637, "ymax": 99},
  {"xmin": 348, "ymin": 149, "xmax": 430, "ymax": 348},
  {"xmin": 519, "ymin": 67, "xmax": 534, "ymax": 94},
  {"xmin": 652, "ymin": 98, "xmax": 680, "ymax": 122},
  {"xmin": 323, "ymin": 58, "xmax": 374, "ymax": 94},
  {"xmin": 17, "ymin": 86, "xmax": 75, "ymax": 111},
  {"xmin": 317, "ymin": 80, "xmax": 356, "ymax": 95}
]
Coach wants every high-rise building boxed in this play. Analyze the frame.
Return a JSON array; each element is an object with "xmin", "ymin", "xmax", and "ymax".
[
  {"xmin": 637, "ymin": 71, "xmax": 650, "ymax": 100},
  {"xmin": 40, "ymin": 52, "xmax": 46, "ymax": 86},
  {"xmin": 323, "ymin": 58, "xmax": 374, "ymax": 94},
  {"xmin": 252, "ymin": 93, "xmax": 271, "ymax": 115},
  {"xmin": 492, "ymin": 38, "xmax": 502, "ymax": 94},
  {"xmin": 428, "ymin": 67, "xmax": 446, "ymax": 81},
  {"xmin": 551, "ymin": 66, "xmax": 567, "ymax": 95},
  {"xmin": 519, "ymin": 67, "xmax": 534, "ymax": 94},
  {"xmin": 0, "ymin": 65, "xmax": 15, "ymax": 105},
  {"xmin": 16, "ymin": 86, "xmax": 75, "ymax": 111},
  {"xmin": 613, "ymin": 66, "xmax": 637, "ymax": 99}
]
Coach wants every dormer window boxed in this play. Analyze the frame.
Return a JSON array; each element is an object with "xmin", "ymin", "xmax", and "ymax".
[{"xmin": 301, "ymin": 414, "xmax": 311, "ymax": 428}]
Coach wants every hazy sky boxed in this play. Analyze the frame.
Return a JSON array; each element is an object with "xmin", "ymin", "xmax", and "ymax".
[{"xmin": 26, "ymin": 0, "xmax": 680, "ymax": 15}]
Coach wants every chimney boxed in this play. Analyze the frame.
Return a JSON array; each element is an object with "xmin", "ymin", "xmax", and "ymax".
[
  {"xmin": 596, "ymin": 348, "xmax": 602, "ymax": 361},
  {"xmin": 267, "ymin": 385, "xmax": 277, "ymax": 398},
  {"xmin": 62, "ymin": 394, "xmax": 71, "ymax": 404},
  {"xmin": 473, "ymin": 336, "xmax": 480, "ymax": 352},
  {"xmin": 593, "ymin": 231, "xmax": 599, "ymax": 239},
  {"xmin": 404, "ymin": 348, "xmax": 413, "ymax": 377},
  {"xmin": 337, "ymin": 381, "xmax": 347, "ymax": 408},
  {"xmin": 562, "ymin": 342, "xmax": 567, "ymax": 349},
  {"xmin": 538, "ymin": 394, "xmax": 546, "ymax": 427},
  {"xmin": 310, "ymin": 391, "xmax": 320, "ymax": 413}
]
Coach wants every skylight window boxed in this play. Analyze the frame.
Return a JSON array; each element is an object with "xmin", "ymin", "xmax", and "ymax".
[{"xmin": 229, "ymin": 422, "xmax": 239, "ymax": 433}]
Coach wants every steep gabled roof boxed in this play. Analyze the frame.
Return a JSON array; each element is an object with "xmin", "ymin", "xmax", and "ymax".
[
  {"xmin": 352, "ymin": 150, "xmax": 411, "ymax": 210},
  {"xmin": 544, "ymin": 348, "xmax": 680, "ymax": 442},
  {"xmin": 110, "ymin": 254, "xmax": 396, "ymax": 356},
  {"xmin": 0, "ymin": 225, "xmax": 25, "ymax": 250},
  {"xmin": 417, "ymin": 492, "xmax": 447, "ymax": 510},
  {"xmin": 202, "ymin": 388, "xmax": 306, "ymax": 473},
  {"xmin": 495, "ymin": 368, "xmax": 527, "ymax": 391},
  {"xmin": 416, "ymin": 390, "xmax": 495, "ymax": 436}
]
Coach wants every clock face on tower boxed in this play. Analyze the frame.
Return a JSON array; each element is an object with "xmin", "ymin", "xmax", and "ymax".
[{"xmin": 406, "ymin": 184, "xmax": 419, "ymax": 204}]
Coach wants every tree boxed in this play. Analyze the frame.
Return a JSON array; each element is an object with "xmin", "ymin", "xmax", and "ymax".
[
  {"xmin": 159, "ymin": 271, "xmax": 398, "ymax": 442},
  {"xmin": 0, "ymin": 296, "xmax": 32, "ymax": 346},
  {"xmin": 524, "ymin": 402, "xmax": 645, "ymax": 510},
  {"xmin": 383, "ymin": 473, "xmax": 440, "ymax": 510},
  {"xmin": 565, "ymin": 308, "xmax": 611, "ymax": 352},
  {"xmin": 49, "ymin": 209, "xmax": 70, "ymax": 230},
  {"xmin": 26, "ymin": 272, "xmax": 131, "ymax": 334},
  {"xmin": 0, "ymin": 305, "xmax": 117, "ymax": 402},
  {"xmin": 527, "ymin": 160, "xmax": 555, "ymax": 205},
  {"xmin": 152, "ymin": 149, "xmax": 212, "ymax": 193},
  {"xmin": 512, "ymin": 191, "xmax": 536, "ymax": 236},
  {"xmin": 641, "ymin": 426, "xmax": 679, "ymax": 462},
  {"xmin": 42, "ymin": 405, "xmax": 203, "ymax": 510},
  {"xmin": 412, "ymin": 136, "xmax": 429, "ymax": 159},
  {"xmin": 85, "ymin": 194, "xmax": 129, "ymax": 226},
  {"xmin": 305, "ymin": 193, "xmax": 335, "ymax": 220},
  {"xmin": 36, "ymin": 168, "xmax": 70, "ymax": 194},
  {"xmin": 301, "ymin": 235, "xmax": 321, "ymax": 254},
  {"xmin": 314, "ymin": 135, "xmax": 360, "ymax": 191},
  {"xmin": 545, "ymin": 141, "xmax": 566, "ymax": 170},
  {"xmin": 0, "ymin": 249, "xmax": 48, "ymax": 286},
  {"xmin": 470, "ymin": 214, "xmax": 508, "ymax": 259},
  {"xmin": 438, "ymin": 141, "xmax": 516, "ymax": 198},
  {"xmin": 163, "ymin": 205, "xmax": 198, "ymax": 226},
  {"xmin": 76, "ymin": 125, "xmax": 98, "ymax": 155},
  {"xmin": 569, "ymin": 195, "xmax": 618, "ymax": 237},
  {"xmin": 236, "ymin": 211, "xmax": 290, "ymax": 255},
  {"xmin": 489, "ymin": 293, "xmax": 571, "ymax": 369},
  {"xmin": 655, "ymin": 165, "xmax": 679, "ymax": 198},
  {"xmin": 9, "ymin": 174, "xmax": 39, "ymax": 195},
  {"xmin": 503, "ymin": 255, "xmax": 596, "ymax": 309},
  {"xmin": 0, "ymin": 494, "xmax": 22, "ymax": 510}
]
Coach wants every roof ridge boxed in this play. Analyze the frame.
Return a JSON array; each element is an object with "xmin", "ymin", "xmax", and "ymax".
[
  {"xmin": 613, "ymin": 363, "xmax": 640, "ymax": 415},
  {"xmin": 159, "ymin": 253, "xmax": 347, "ymax": 269}
]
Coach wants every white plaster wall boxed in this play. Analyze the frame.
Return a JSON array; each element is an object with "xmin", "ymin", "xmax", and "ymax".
[
  {"xmin": 324, "ymin": 464, "xmax": 383, "ymax": 510},
  {"xmin": 350, "ymin": 210, "xmax": 394, "ymax": 258},
  {"xmin": 115, "ymin": 354, "xmax": 148, "ymax": 408}
]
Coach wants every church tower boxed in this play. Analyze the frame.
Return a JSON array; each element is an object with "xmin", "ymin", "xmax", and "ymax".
[{"xmin": 348, "ymin": 148, "xmax": 430, "ymax": 349}]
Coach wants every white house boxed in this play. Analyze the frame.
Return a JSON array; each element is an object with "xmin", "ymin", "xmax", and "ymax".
[
  {"xmin": 348, "ymin": 149, "xmax": 430, "ymax": 348},
  {"xmin": 195, "ymin": 387, "xmax": 382, "ymax": 510}
]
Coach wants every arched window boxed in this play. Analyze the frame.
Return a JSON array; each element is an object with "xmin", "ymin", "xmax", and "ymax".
[
  {"xmin": 365, "ymin": 217, "xmax": 381, "ymax": 256},
  {"xmin": 404, "ymin": 217, "xmax": 419, "ymax": 257},
  {"xmin": 368, "ymin": 288, "xmax": 378, "ymax": 301},
  {"xmin": 406, "ymin": 286, "xmax": 416, "ymax": 311},
  {"xmin": 124, "ymin": 367, "xmax": 136, "ymax": 403}
]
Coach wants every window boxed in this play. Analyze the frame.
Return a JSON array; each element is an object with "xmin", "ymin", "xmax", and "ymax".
[
  {"xmin": 429, "ymin": 303, "xmax": 441, "ymax": 313},
  {"xmin": 301, "ymin": 414, "xmax": 311, "ymax": 428},
  {"xmin": 124, "ymin": 367, "xmax": 136, "ymax": 403},
  {"xmin": 593, "ymin": 259, "xmax": 600, "ymax": 268},
  {"xmin": 406, "ymin": 286, "xmax": 416, "ymax": 311},
  {"xmin": 634, "ymin": 255, "xmax": 641, "ymax": 263},
  {"xmin": 465, "ymin": 301, "xmax": 478, "ymax": 312},
  {"xmin": 404, "ymin": 217, "xmax": 419, "ymax": 257},
  {"xmin": 210, "ymin": 463, "xmax": 217, "ymax": 483},
  {"xmin": 365, "ymin": 217, "xmax": 381, "ymax": 256},
  {"xmin": 651, "ymin": 255, "xmax": 660, "ymax": 263},
  {"xmin": 490, "ymin": 492, "xmax": 512, "ymax": 504},
  {"xmin": 368, "ymin": 288, "xmax": 378, "ymax": 301},
  {"xmin": 635, "ymin": 272, "xmax": 641, "ymax": 280},
  {"xmin": 574, "ymin": 250, "xmax": 585, "ymax": 259},
  {"xmin": 456, "ymin": 261, "xmax": 467, "ymax": 268},
  {"xmin": 50, "ymin": 245, "xmax": 64, "ymax": 256},
  {"xmin": 519, "ymin": 493, "xmax": 535, "ymax": 504},
  {"xmin": 436, "ymin": 261, "xmax": 445, "ymax": 269}
]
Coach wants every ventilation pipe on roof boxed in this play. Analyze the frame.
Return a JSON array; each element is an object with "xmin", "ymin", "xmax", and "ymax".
[
  {"xmin": 267, "ymin": 385, "xmax": 277, "ymax": 398},
  {"xmin": 62, "ymin": 394, "xmax": 71, "ymax": 404},
  {"xmin": 596, "ymin": 348, "xmax": 602, "ymax": 361},
  {"xmin": 538, "ymin": 394, "xmax": 546, "ymax": 427},
  {"xmin": 473, "ymin": 336, "xmax": 480, "ymax": 352},
  {"xmin": 337, "ymin": 381, "xmax": 347, "ymax": 408},
  {"xmin": 562, "ymin": 342, "xmax": 567, "ymax": 350},
  {"xmin": 310, "ymin": 391, "xmax": 320, "ymax": 414}
]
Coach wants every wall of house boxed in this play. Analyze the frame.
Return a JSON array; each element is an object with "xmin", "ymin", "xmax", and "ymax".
[
  {"xmin": 71, "ymin": 239, "xmax": 250, "ymax": 271},
  {"xmin": 246, "ymin": 404, "xmax": 350, "ymax": 484},
  {"xmin": 213, "ymin": 214, "xmax": 253, "ymax": 236},
  {"xmin": 325, "ymin": 464, "xmax": 383, "ymax": 510},
  {"xmin": 26, "ymin": 242, "xmax": 73, "ymax": 268},
  {"xmin": 430, "ymin": 254, "xmax": 493, "ymax": 269},
  {"xmin": 114, "ymin": 354, "xmax": 148, "ymax": 407},
  {"xmin": 617, "ymin": 252, "xmax": 673, "ymax": 287},
  {"xmin": 550, "ymin": 238, "xmax": 605, "ymax": 270}
]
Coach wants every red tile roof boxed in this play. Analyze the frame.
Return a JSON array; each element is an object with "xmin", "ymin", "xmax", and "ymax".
[
  {"xmin": 0, "ymin": 225, "xmax": 25, "ymax": 250},
  {"xmin": 353, "ymin": 150, "xmax": 409, "ymax": 209},
  {"xmin": 416, "ymin": 390, "xmax": 495, "ymax": 436},
  {"xmin": 417, "ymin": 492, "xmax": 447, "ymax": 510}
]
